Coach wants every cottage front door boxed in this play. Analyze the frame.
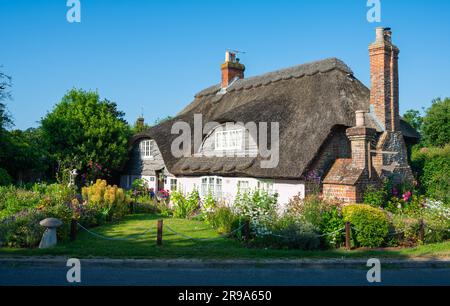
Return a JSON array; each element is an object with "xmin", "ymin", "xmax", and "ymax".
[{"xmin": 156, "ymin": 170, "xmax": 165, "ymax": 191}]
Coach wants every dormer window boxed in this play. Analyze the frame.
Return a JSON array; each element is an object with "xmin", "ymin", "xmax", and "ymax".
[
  {"xmin": 215, "ymin": 129, "xmax": 243, "ymax": 151},
  {"xmin": 139, "ymin": 139, "xmax": 153, "ymax": 159}
]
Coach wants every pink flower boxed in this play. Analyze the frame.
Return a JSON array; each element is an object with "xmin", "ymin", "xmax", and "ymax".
[{"xmin": 402, "ymin": 191, "xmax": 412, "ymax": 202}]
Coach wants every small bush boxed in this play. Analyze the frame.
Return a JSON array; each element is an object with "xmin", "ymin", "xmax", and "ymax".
[
  {"xmin": 207, "ymin": 206, "xmax": 241, "ymax": 234},
  {"xmin": 234, "ymin": 190, "xmax": 278, "ymax": 237},
  {"xmin": 82, "ymin": 179, "xmax": 130, "ymax": 221},
  {"xmin": 422, "ymin": 199, "xmax": 450, "ymax": 243},
  {"xmin": 364, "ymin": 185, "xmax": 388, "ymax": 209},
  {"xmin": 391, "ymin": 214, "xmax": 421, "ymax": 246},
  {"xmin": 319, "ymin": 206, "xmax": 346, "ymax": 248},
  {"xmin": 0, "ymin": 209, "xmax": 46, "ymax": 248},
  {"xmin": 286, "ymin": 194, "xmax": 345, "ymax": 248},
  {"xmin": 342, "ymin": 204, "xmax": 389, "ymax": 248},
  {"xmin": 200, "ymin": 192, "xmax": 217, "ymax": 221},
  {"xmin": 253, "ymin": 217, "xmax": 320, "ymax": 250},
  {"xmin": 171, "ymin": 189, "xmax": 200, "ymax": 219}
]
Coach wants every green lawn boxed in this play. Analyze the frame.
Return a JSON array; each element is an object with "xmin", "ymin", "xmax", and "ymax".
[{"xmin": 0, "ymin": 213, "xmax": 449, "ymax": 260}]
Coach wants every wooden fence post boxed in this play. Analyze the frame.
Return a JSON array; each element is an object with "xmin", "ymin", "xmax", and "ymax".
[
  {"xmin": 345, "ymin": 221, "xmax": 351, "ymax": 250},
  {"xmin": 70, "ymin": 218, "xmax": 77, "ymax": 241},
  {"xmin": 419, "ymin": 218, "xmax": 425, "ymax": 242},
  {"xmin": 157, "ymin": 219, "xmax": 163, "ymax": 246}
]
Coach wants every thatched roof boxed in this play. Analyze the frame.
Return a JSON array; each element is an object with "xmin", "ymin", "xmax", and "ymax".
[{"xmin": 134, "ymin": 58, "xmax": 419, "ymax": 179}]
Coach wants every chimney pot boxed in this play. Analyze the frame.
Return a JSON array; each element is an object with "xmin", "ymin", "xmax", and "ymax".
[
  {"xmin": 355, "ymin": 111, "xmax": 366, "ymax": 127},
  {"xmin": 375, "ymin": 27, "xmax": 385, "ymax": 42}
]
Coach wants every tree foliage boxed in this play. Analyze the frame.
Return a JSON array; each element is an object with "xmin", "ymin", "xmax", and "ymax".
[
  {"xmin": 41, "ymin": 89, "xmax": 132, "ymax": 180},
  {"xmin": 0, "ymin": 70, "xmax": 12, "ymax": 130},
  {"xmin": 422, "ymin": 98, "xmax": 450, "ymax": 147},
  {"xmin": 403, "ymin": 109, "xmax": 423, "ymax": 133},
  {"xmin": 0, "ymin": 128, "xmax": 50, "ymax": 182}
]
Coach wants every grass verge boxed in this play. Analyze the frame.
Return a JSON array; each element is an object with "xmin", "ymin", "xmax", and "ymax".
[{"xmin": 0, "ymin": 214, "xmax": 449, "ymax": 260}]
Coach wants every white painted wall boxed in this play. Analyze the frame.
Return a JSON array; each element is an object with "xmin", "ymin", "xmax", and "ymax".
[
  {"xmin": 177, "ymin": 176, "xmax": 305, "ymax": 209},
  {"xmin": 122, "ymin": 174, "xmax": 305, "ymax": 209}
]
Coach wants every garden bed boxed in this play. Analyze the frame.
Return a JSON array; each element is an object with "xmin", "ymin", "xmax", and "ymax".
[{"xmin": 0, "ymin": 213, "xmax": 449, "ymax": 260}]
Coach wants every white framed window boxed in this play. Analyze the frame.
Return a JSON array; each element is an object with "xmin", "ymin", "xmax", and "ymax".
[
  {"xmin": 215, "ymin": 129, "xmax": 243, "ymax": 151},
  {"xmin": 257, "ymin": 180, "xmax": 275, "ymax": 195},
  {"xmin": 139, "ymin": 139, "xmax": 153, "ymax": 159},
  {"xmin": 201, "ymin": 176, "xmax": 223, "ymax": 199},
  {"xmin": 170, "ymin": 179, "xmax": 178, "ymax": 191},
  {"xmin": 149, "ymin": 176, "xmax": 155, "ymax": 182},
  {"xmin": 237, "ymin": 180, "xmax": 250, "ymax": 194}
]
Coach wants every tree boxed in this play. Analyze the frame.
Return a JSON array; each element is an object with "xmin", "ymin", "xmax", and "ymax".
[
  {"xmin": 422, "ymin": 98, "xmax": 450, "ymax": 147},
  {"xmin": 41, "ymin": 89, "xmax": 132, "ymax": 183},
  {"xmin": 1, "ymin": 128, "xmax": 50, "ymax": 182},
  {"xmin": 402, "ymin": 109, "xmax": 423, "ymax": 133},
  {"xmin": 0, "ymin": 70, "xmax": 12, "ymax": 131},
  {"xmin": 0, "ymin": 69, "xmax": 13, "ymax": 183}
]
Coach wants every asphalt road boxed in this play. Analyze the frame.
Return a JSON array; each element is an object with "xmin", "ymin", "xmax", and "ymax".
[{"xmin": 0, "ymin": 261, "xmax": 449, "ymax": 286}]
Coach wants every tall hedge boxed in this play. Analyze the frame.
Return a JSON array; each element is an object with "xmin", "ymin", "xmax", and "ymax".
[{"xmin": 412, "ymin": 145, "xmax": 450, "ymax": 204}]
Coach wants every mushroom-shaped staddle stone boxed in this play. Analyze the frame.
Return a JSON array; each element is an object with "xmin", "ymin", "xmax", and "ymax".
[{"xmin": 39, "ymin": 218, "xmax": 63, "ymax": 249}]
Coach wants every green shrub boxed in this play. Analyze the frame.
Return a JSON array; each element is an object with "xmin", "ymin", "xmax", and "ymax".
[
  {"xmin": 130, "ymin": 178, "xmax": 149, "ymax": 197},
  {"xmin": 207, "ymin": 206, "xmax": 241, "ymax": 234},
  {"xmin": 253, "ymin": 217, "xmax": 320, "ymax": 250},
  {"xmin": 0, "ymin": 202, "xmax": 73, "ymax": 248},
  {"xmin": 0, "ymin": 186, "xmax": 41, "ymax": 220},
  {"xmin": 412, "ymin": 145, "xmax": 450, "ymax": 204},
  {"xmin": 82, "ymin": 179, "xmax": 129, "ymax": 221},
  {"xmin": 171, "ymin": 189, "xmax": 200, "ymax": 219},
  {"xmin": 0, "ymin": 209, "xmax": 46, "ymax": 248},
  {"xmin": 234, "ymin": 190, "xmax": 278, "ymax": 237},
  {"xmin": 391, "ymin": 214, "xmax": 421, "ymax": 246},
  {"xmin": 285, "ymin": 194, "xmax": 345, "ymax": 248},
  {"xmin": 342, "ymin": 204, "xmax": 389, "ymax": 248},
  {"xmin": 0, "ymin": 168, "xmax": 12, "ymax": 186},
  {"xmin": 422, "ymin": 199, "xmax": 450, "ymax": 243},
  {"xmin": 363, "ymin": 185, "xmax": 388, "ymax": 209},
  {"xmin": 200, "ymin": 192, "xmax": 217, "ymax": 221},
  {"xmin": 319, "ymin": 206, "xmax": 346, "ymax": 248},
  {"xmin": 0, "ymin": 183, "xmax": 75, "ymax": 221}
]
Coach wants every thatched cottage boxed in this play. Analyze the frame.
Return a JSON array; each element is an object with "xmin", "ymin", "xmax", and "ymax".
[{"xmin": 120, "ymin": 28, "xmax": 419, "ymax": 206}]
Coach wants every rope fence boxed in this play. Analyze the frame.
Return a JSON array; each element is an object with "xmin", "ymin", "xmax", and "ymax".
[
  {"xmin": 76, "ymin": 222, "xmax": 156, "ymax": 241},
  {"xmin": 72, "ymin": 216, "xmax": 438, "ymax": 250},
  {"xmin": 165, "ymin": 223, "xmax": 246, "ymax": 242}
]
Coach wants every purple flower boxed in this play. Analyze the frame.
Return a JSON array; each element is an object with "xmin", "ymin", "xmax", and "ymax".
[{"xmin": 392, "ymin": 187, "xmax": 399, "ymax": 197}]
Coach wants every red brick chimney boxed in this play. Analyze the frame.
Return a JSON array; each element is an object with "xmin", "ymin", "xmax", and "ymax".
[
  {"xmin": 346, "ymin": 111, "xmax": 376, "ymax": 170},
  {"xmin": 369, "ymin": 27, "xmax": 400, "ymax": 132},
  {"xmin": 221, "ymin": 51, "xmax": 245, "ymax": 88}
]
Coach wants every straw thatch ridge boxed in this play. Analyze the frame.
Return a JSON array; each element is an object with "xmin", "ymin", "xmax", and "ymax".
[{"xmin": 131, "ymin": 58, "xmax": 419, "ymax": 179}]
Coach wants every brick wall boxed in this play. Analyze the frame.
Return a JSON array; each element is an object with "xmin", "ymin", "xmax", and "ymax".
[
  {"xmin": 221, "ymin": 61, "xmax": 245, "ymax": 88},
  {"xmin": 307, "ymin": 126, "xmax": 351, "ymax": 178},
  {"xmin": 369, "ymin": 28, "xmax": 400, "ymax": 132},
  {"xmin": 323, "ymin": 184, "xmax": 357, "ymax": 203}
]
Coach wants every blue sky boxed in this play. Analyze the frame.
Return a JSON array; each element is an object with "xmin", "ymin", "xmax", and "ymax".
[{"xmin": 1, "ymin": 0, "xmax": 449, "ymax": 130}]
